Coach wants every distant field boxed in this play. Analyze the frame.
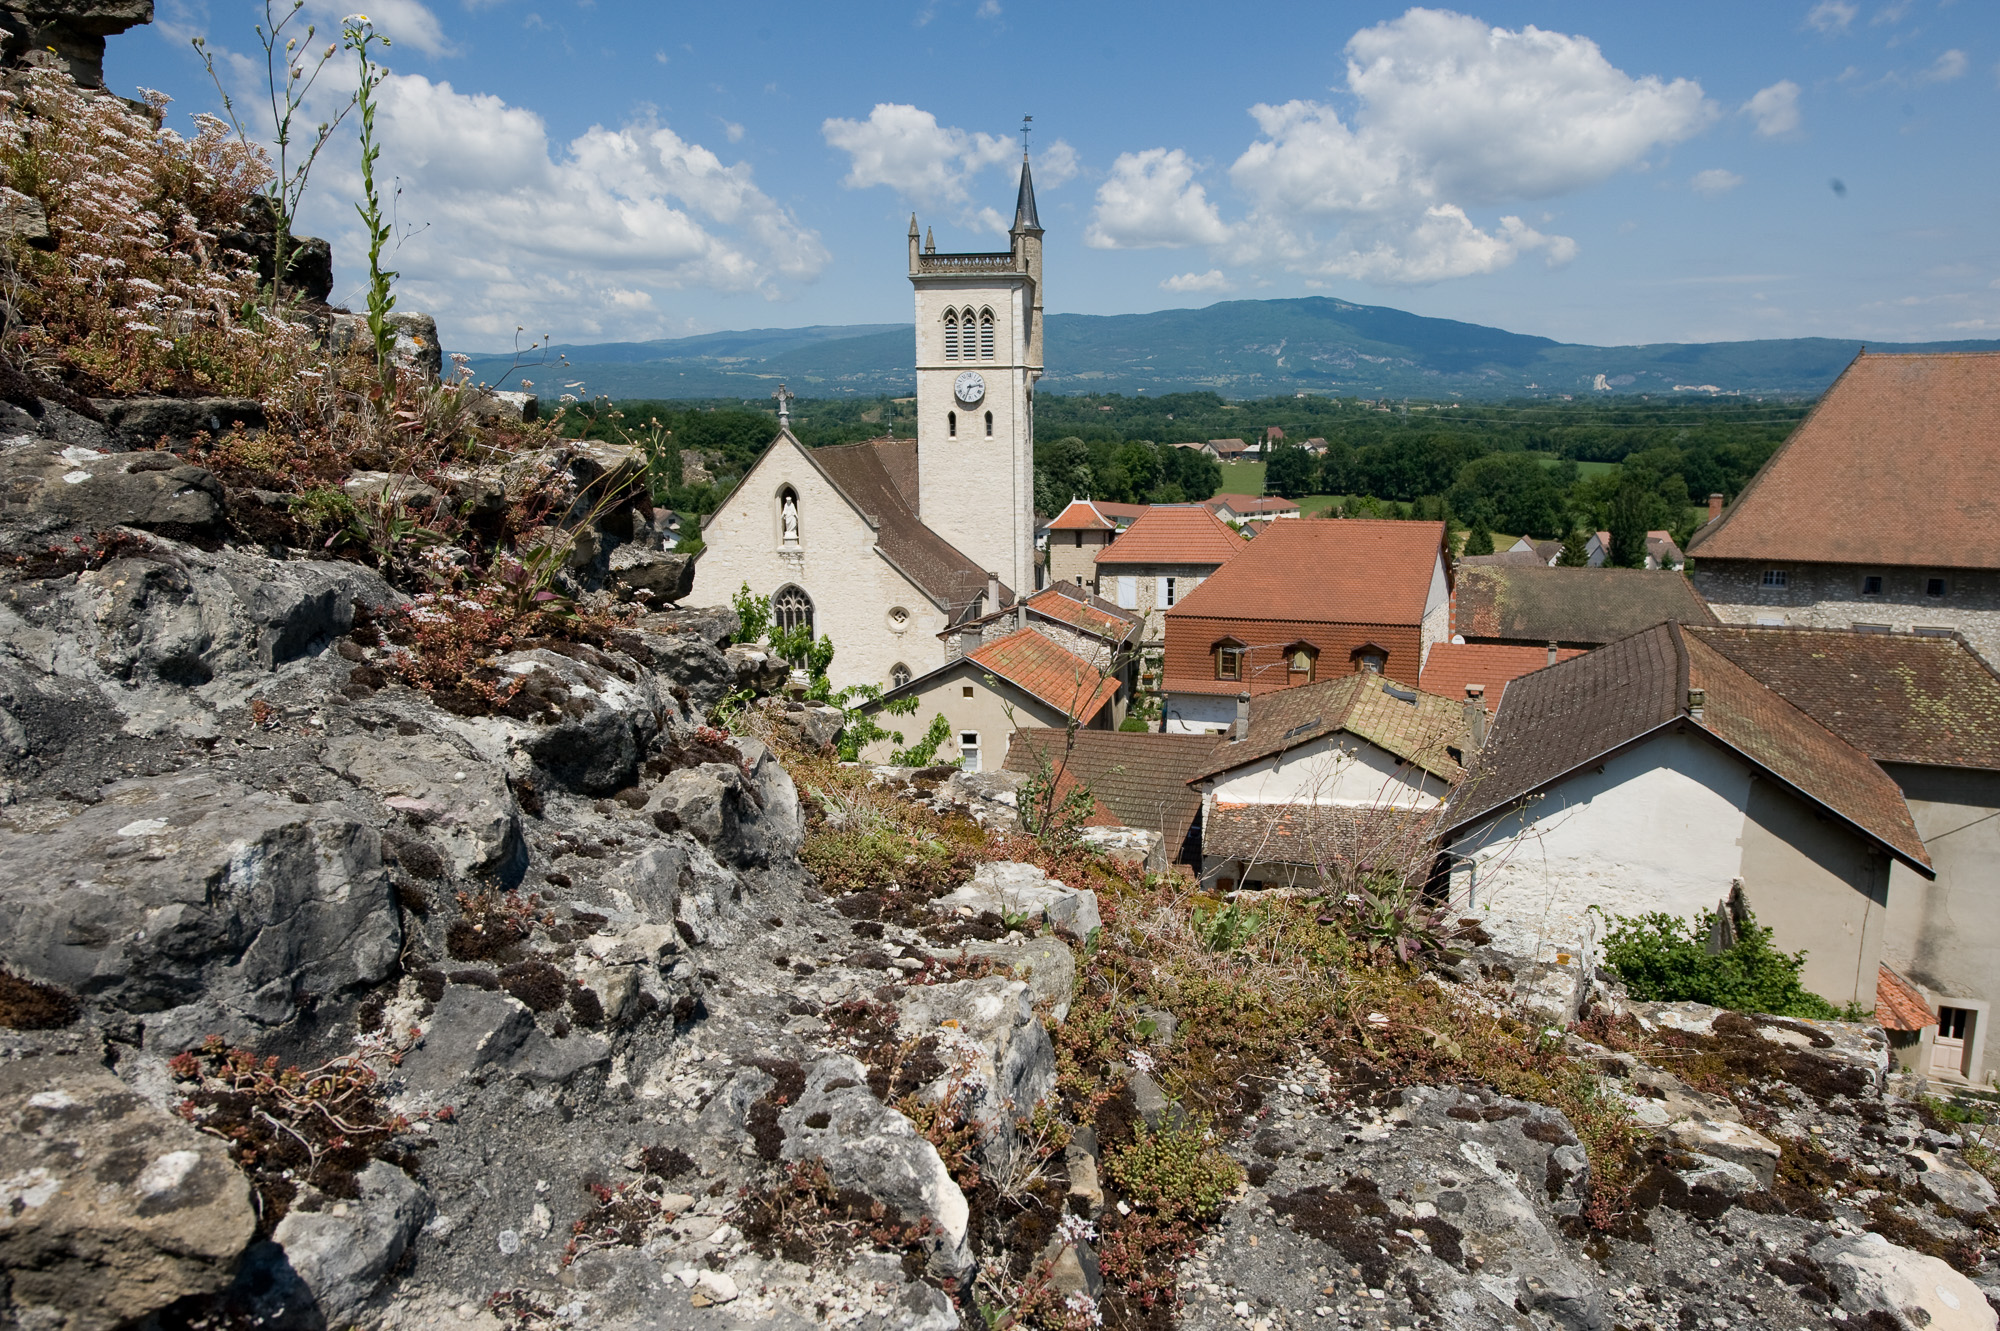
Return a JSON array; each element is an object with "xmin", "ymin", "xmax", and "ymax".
[
  {"xmin": 1574, "ymin": 460, "xmax": 1621, "ymax": 479},
  {"xmin": 1216, "ymin": 461, "xmax": 1266, "ymax": 495}
]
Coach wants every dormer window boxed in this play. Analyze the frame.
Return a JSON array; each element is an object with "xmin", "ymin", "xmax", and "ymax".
[
  {"xmin": 1350, "ymin": 643, "xmax": 1388, "ymax": 674},
  {"xmin": 1214, "ymin": 639, "xmax": 1246, "ymax": 681},
  {"xmin": 1285, "ymin": 644, "xmax": 1318, "ymax": 683},
  {"xmin": 1861, "ymin": 574, "xmax": 1883, "ymax": 596}
]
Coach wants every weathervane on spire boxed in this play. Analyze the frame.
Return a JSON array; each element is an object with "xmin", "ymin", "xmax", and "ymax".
[{"xmin": 1021, "ymin": 115, "xmax": 1032, "ymax": 154}]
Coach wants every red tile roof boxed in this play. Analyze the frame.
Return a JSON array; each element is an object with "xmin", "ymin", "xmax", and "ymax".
[
  {"xmin": 1005, "ymin": 730, "xmax": 1221, "ymax": 861},
  {"xmin": 1169, "ymin": 519, "xmax": 1447, "ymax": 627},
  {"xmin": 1025, "ymin": 583, "xmax": 1139, "ymax": 641},
  {"xmin": 1096, "ymin": 504, "xmax": 1249, "ymax": 567},
  {"xmin": 1419, "ymin": 642, "xmax": 1586, "ymax": 712},
  {"xmin": 967, "ymin": 628, "xmax": 1121, "ymax": 724},
  {"xmin": 1045, "ymin": 499, "xmax": 1116, "ymax": 532},
  {"xmin": 1205, "ymin": 494, "xmax": 1300, "ymax": 517},
  {"xmin": 1686, "ymin": 351, "xmax": 2000, "ymax": 569},
  {"xmin": 1163, "ymin": 619, "xmax": 1425, "ymax": 697},
  {"xmin": 1876, "ymin": 965, "xmax": 1937, "ymax": 1032}
]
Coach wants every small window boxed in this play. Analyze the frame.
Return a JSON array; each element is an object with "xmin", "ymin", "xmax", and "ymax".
[
  {"xmin": 959, "ymin": 731, "xmax": 981, "ymax": 772},
  {"xmin": 1074, "ymin": 531, "xmax": 1083, "ymax": 547},
  {"xmin": 1861, "ymin": 574, "xmax": 1883, "ymax": 596},
  {"xmin": 1762, "ymin": 569, "xmax": 1789, "ymax": 589},
  {"xmin": 890, "ymin": 663, "xmax": 911, "ymax": 688},
  {"xmin": 943, "ymin": 311, "xmax": 958, "ymax": 361},
  {"xmin": 1927, "ymin": 577, "xmax": 1948, "ymax": 598},
  {"xmin": 1216, "ymin": 645, "xmax": 1245, "ymax": 681},
  {"xmin": 1074, "ymin": 575, "xmax": 1085, "ymax": 585},
  {"xmin": 962, "ymin": 685, "xmax": 975, "ymax": 698},
  {"xmin": 1164, "ymin": 576, "xmax": 1177, "ymax": 607},
  {"xmin": 1356, "ymin": 652, "xmax": 1385, "ymax": 674},
  {"xmin": 1914, "ymin": 626, "xmax": 1956, "ymax": 637},
  {"xmin": 948, "ymin": 411, "xmax": 957, "ymax": 439},
  {"xmin": 1852, "ymin": 623, "xmax": 1891, "ymax": 634},
  {"xmin": 984, "ymin": 410, "xmax": 993, "ymax": 438}
]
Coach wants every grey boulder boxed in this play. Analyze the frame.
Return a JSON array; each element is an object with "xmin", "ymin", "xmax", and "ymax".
[
  {"xmin": 933, "ymin": 861, "xmax": 1101, "ymax": 937},
  {"xmin": 1809, "ymin": 1231, "xmax": 1996, "ymax": 1331},
  {"xmin": 90, "ymin": 396, "xmax": 266, "ymax": 452},
  {"xmin": 322, "ymin": 727, "xmax": 525, "ymax": 881},
  {"xmin": 897, "ymin": 976, "xmax": 1055, "ymax": 1178},
  {"xmin": 264, "ymin": 1160, "xmax": 431, "ymax": 1326},
  {"xmin": 608, "ymin": 545, "xmax": 695, "ymax": 604},
  {"xmin": 0, "ymin": 773, "xmax": 400, "ymax": 1043},
  {"xmin": 0, "ymin": 1049, "xmax": 258, "ymax": 1331},
  {"xmin": 0, "ymin": 436, "xmax": 222, "ymax": 535}
]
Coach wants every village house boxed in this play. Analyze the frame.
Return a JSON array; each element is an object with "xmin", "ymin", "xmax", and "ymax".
[
  {"xmin": 1205, "ymin": 439, "xmax": 1249, "ymax": 462},
  {"xmin": 1686, "ymin": 624, "xmax": 2000, "ymax": 1084},
  {"xmin": 857, "ymin": 625, "xmax": 1123, "ymax": 770},
  {"xmin": 941, "ymin": 579, "xmax": 1140, "ymax": 675},
  {"xmin": 1005, "ymin": 729, "xmax": 1221, "ymax": 866},
  {"xmin": 1687, "ymin": 351, "xmax": 2000, "ymax": 666},
  {"xmin": 1185, "ymin": 673, "xmax": 1468, "ymax": 892},
  {"xmin": 1440, "ymin": 622, "xmax": 1934, "ymax": 1011},
  {"xmin": 1095, "ymin": 503, "xmax": 1248, "ymax": 643},
  {"xmin": 1204, "ymin": 494, "xmax": 1301, "ymax": 524},
  {"xmin": 690, "ymin": 156, "xmax": 1046, "ymax": 690},
  {"xmin": 1160, "ymin": 519, "xmax": 1452, "ymax": 733},
  {"xmin": 1418, "ymin": 642, "xmax": 1585, "ymax": 713},
  {"xmin": 1040, "ymin": 498, "xmax": 1149, "ymax": 590},
  {"xmin": 1452, "ymin": 563, "xmax": 1716, "ymax": 651}
]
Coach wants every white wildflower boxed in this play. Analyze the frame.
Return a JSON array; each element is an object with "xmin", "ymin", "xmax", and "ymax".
[
  {"xmin": 1126, "ymin": 1049, "xmax": 1156, "ymax": 1075},
  {"xmin": 1062, "ymin": 1294, "xmax": 1103, "ymax": 1327},
  {"xmin": 1055, "ymin": 1213, "xmax": 1096, "ymax": 1245}
]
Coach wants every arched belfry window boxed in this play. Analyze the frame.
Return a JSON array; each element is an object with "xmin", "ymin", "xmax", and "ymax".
[
  {"xmin": 979, "ymin": 309, "xmax": 995, "ymax": 361},
  {"xmin": 774, "ymin": 585, "xmax": 814, "ymax": 638},
  {"xmin": 948, "ymin": 410, "xmax": 957, "ymax": 438},
  {"xmin": 984, "ymin": 410, "xmax": 993, "ymax": 438},
  {"xmin": 942, "ymin": 310, "xmax": 958, "ymax": 361}
]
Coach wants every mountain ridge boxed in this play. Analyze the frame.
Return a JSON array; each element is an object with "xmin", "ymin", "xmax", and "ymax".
[{"xmin": 460, "ymin": 295, "xmax": 2000, "ymax": 401}]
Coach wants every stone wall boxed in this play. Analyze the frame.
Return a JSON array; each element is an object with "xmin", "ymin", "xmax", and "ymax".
[
  {"xmin": 1044, "ymin": 529, "xmax": 1107, "ymax": 591},
  {"xmin": 1693, "ymin": 559, "xmax": 2000, "ymax": 666},
  {"xmin": 1099, "ymin": 563, "xmax": 1212, "ymax": 643}
]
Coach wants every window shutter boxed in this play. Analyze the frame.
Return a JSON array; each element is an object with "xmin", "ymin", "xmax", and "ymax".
[
  {"xmin": 1157, "ymin": 576, "xmax": 1169, "ymax": 607},
  {"xmin": 1117, "ymin": 576, "xmax": 1137, "ymax": 609}
]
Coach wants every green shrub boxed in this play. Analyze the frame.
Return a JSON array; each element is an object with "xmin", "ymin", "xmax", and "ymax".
[
  {"xmin": 1104, "ymin": 1123, "xmax": 1241, "ymax": 1221},
  {"xmin": 1599, "ymin": 906, "xmax": 1856, "ymax": 1019}
]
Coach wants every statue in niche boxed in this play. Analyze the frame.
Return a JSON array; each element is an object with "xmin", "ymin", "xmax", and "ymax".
[{"xmin": 781, "ymin": 494, "xmax": 799, "ymax": 546}]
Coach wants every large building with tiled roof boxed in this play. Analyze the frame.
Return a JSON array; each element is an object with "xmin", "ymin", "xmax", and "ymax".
[
  {"xmin": 1452, "ymin": 564, "xmax": 1716, "ymax": 650},
  {"xmin": 1686, "ymin": 624, "xmax": 2000, "ymax": 1083},
  {"xmin": 1159, "ymin": 518, "xmax": 1452, "ymax": 732},
  {"xmin": 690, "ymin": 156, "xmax": 1047, "ymax": 691},
  {"xmin": 1687, "ymin": 351, "xmax": 2000, "ymax": 666},
  {"xmin": 1441, "ymin": 620, "xmax": 1933, "ymax": 1010},
  {"xmin": 1094, "ymin": 504, "xmax": 1249, "ymax": 643}
]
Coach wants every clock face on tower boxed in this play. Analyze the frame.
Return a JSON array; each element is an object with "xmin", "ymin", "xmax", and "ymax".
[{"xmin": 953, "ymin": 370, "xmax": 986, "ymax": 406}]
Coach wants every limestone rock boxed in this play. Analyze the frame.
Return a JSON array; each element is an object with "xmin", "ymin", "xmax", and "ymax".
[
  {"xmin": 955, "ymin": 936, "xmax": 1075, "ymax": 1022},
  {"xmin": 1078, "ymin": 824, "xmax": 1163, "ymax": 874},
  {"xmin": 0, "ymin": 189, "xmax": 51, "ymax": 249},
  {"xmin": 465, "ymin": 389, "xmax": 538, "ymax": 424},
  {"xmin": 0, "ymin": 1, "xmax": 157, "ymax": 91},
  {"xmin": 0, "ymin": 1049, "xmax": 257, "ymax": 1331},
  {"xmin": 1809, "ymin": 1231, "xmax": 1997, "ymax": 1331},
  {"xmin": 1662, "ymin": 1114, "xmax": 1781, "ymax": 1189},
  {"xmin": 90, "ymin": 396, "xmax": 265, "ymax": 452},
  {"xmin": 331, "ymin": 311, "xmax": 442, "ymax": 381},
  {"xmin": 755, "ymin": 696, "xmax": 846, "ymax": 755},
  {"xmin": 724, "ymin": 641, "xmax": 789, "ymax": 695},
  {"xmin": 0, "ymin": 772, "xmax": 400, "ymax": 1045},
  {"xmin": 933, "ymin": 861, "xmax": 1101, "ymax": 937},
  {"xmin": 0, "ymin": 435, "xmax": 222, "ymax": 535},
  {"xmin": 341, "ymin": 469, "xmax": 444, "ymax": 511},
  {"xmin": 322, "ymin": 727, "xmax": 525, "ymax": 881},
  {"xmin": 480, "ymin": 645, "xmax": 669, "ymax": 796},
  {"xmin": 396, "ymin": 986, "xmax": 535, "ymax": 1095},
  {"xmin": 777, "ymin": 1055, "xmax": 972, "ymax": 1280},
  {"xmin": 1907, "ymin": 1148, "xmax": 1999, "ymax": 1215},
  {"xmin": 608, "ymin": 545, "xmax": 695, "ymax": 604},
  {"xmin": 265, "ymin": 1159, "xmax": 431, "ymax": 1326},
  {"xmin": 641, "ymin": 603, "xmax": 739, "ymax": 648},
  {"xmin": 897, "ymin": 976, "xmax": 1056, "ymax": 1175}
]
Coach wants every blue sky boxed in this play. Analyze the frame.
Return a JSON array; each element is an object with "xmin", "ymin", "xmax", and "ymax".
[{"xmin": 124, "ymin": 1, "xmax": 1997, "ymax": 353}]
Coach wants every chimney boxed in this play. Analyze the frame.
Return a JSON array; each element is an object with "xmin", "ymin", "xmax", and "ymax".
[
  {"xmin": 960, "ymin": 623, "xmax": 983, "ymax": 655},
  {"xmin": 1708, "ymin": 492, "xmax": 1724, "ymax": 524},
  {"xmin": 1688, "ymin": 687, "xmax": 1706, "ymax": 720},
  {"xmin": 987, "ymin": 571, "xmax": 1001, "ymax": 614},
  {"xmin": 1016, "ymin": 602, "xmax": 1028, "ymax": 630},
  {"xmin": 1463, "ymin": 684, "xmax": 1488, "ymax": 750},
  {"xmin": 1233, "ymin": 691, "xmax": 1251, "ymax": 742},
  {"xmin": 1547, "ymin": 639, "xmax": 1559, "ymax": 667}
]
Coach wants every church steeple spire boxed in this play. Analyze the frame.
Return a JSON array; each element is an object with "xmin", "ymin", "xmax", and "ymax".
[{"xmin": 1011, "ymin": 152, "xmax": 1041, "ymax": 234}]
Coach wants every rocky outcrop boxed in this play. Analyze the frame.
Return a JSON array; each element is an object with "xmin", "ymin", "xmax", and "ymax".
[{"xmin": 0, "ymin": 0, "xmax": 154, "ymax": 90}]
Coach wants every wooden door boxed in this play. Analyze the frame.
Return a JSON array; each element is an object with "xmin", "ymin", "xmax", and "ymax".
[{"xmin": 1932, "ymin": 1007, "xmax": 1971, "ymax": 1077}]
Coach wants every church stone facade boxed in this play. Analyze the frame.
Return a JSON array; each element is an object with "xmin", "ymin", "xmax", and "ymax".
[{"xmin": 689, "ymin": 157, "xmax": 1045, "ymax": 692}]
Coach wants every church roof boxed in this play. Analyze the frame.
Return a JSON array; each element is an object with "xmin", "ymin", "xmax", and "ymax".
[
  {"xmin": 762, "ymin": 432, "xmax": 1009, "ymax": 622},
  {"xmin": 1013, "ymin": 153, "xmax": 1041, "ymax": 232}
]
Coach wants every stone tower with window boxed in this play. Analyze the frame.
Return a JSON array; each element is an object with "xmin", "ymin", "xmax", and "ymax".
[{"xmin": 908, "ymin": 154, "xmax": 1043, "ymax": 595}]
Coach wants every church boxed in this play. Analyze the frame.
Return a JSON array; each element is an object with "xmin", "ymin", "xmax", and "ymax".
[{"xmin": 690, "ymin": 155, "xmax": 1045, "ymax": 692}]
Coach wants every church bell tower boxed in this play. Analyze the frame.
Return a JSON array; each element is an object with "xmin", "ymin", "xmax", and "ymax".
[{"xmin": 909, "ymin": 153, "xmax": 1043, "ymax": 598}]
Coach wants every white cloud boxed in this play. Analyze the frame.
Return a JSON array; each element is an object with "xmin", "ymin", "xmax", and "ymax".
[
  {"xmin": 1871, "ymin": 1, "xmax": 1912, "ymax": 25},
  {"xmin": 1212, "ymin": 7, "xmax": 1710, "ymax": 283},
  {"xmin": 306, "ymin": 0, "xmax": 452, "ymax": 56},
  {"xmin": 1691, "ymin": 168, "xmax": 1744, "ymax": 196},
  {"xmin": 722, "ymin": 120, "xmax": 745, "ymax": 144},
  {"xmin": 821, "ymin": 104, "xmax": 1019, "ymax": 231},
  {"xmin": 1034, "ymin": 139, "xmax": 1080, "ymax": 190},
  {"xmin": 1743, "ymin": 80, "xmax": 1801, "ymax": 136},
  {"xmin": 1806, "ymin": 1, "xmax": 1858, "ymax": 33},
  {"xmin": 1919, "ymin": 49, "xmax": 1967, "ymax": 83},
  {"xmin": 313, "ymin": 74, "xmax": 826, "ymax": 343},
  {"xmin": 1161, "ymin": 269, "xmax": 1233, "ymax": 294},
  {"xmin": 1084, "ymin": 148, "xmax": 1231, "ymax": 249},
  {"xmin": 977, "ymin": 0, "xmax": 1001, "ymax": 16}
]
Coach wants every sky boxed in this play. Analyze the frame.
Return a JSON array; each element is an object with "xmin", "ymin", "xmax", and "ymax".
[{"xmin": 122, "ymin": 1, "xmax": 2000, "ymax": 354}]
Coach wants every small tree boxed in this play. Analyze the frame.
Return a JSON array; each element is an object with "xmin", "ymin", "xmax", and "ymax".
[
  {"xmin": 1462, "ymin": 520, "xmax": 1494, "ymax": 557},
  {"xmin": 1608, "ymin": 484, "xmax": 1651, "ymax": 568},
  {"xmin": 1557, "ymin": 529, "xmax": 1591, "ymax": 567}
]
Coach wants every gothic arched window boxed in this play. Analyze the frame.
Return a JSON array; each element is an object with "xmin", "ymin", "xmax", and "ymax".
[
  {"xmin": 773, "ymin": 585, "xmax": 814, "ymax": 638},
  {"xmin": 890, "ymin": 663, "xmax": 912, "ymax": 689},
  {"xmin": 979, "ymin": 309, "xmax": 995, "ymax": 361},
  {"xmin": 942, "ymin": 310, "xmax": 958, "ymax": 361},
  {"xmin": 948, "ymin": 410, "xmax": 957, "ymax": 438},
  {"xmin": 984, "ymin": 410, "xmax": 993, "ymax": 438}
]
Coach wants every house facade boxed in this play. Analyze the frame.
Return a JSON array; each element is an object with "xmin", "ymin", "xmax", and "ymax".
[
  {"xmin": 1441, "ymin": 623, "xmax": 1933, "ymax": 1010},
  {"xmin": 1687, "ymin": 351, "xmax": 2000, "ymax": 666},
  {"xmin": 690, "ymin": 157, "xmax": 1046, "ymax": 690},
  {"xmin": 1687, "ymin": 625, "xmax": 2000, "ymax": 1085},
  {"xmin": 1161, "ymin": 519, "xmax": 1452, "ymax": 733},
  {"xmin": 1043, "ymin": 499, "xmax": 1118, "ymax": 590},
  {"xmin": 1095, "ymin": 504, "xmax": 1248, "ymax": 644}
]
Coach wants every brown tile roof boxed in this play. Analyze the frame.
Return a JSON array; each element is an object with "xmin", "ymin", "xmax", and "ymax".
[
  {"xmin": 810, "ymin": 435, "xmax": 1008, "ymax": 622},
  {"xmin": 1419, "ymin": 643, "xmax": 1586, "ymax": 713},
  {"xmin": 1445, "ymin": 623, "xmax": 1932, "ymax": 874},
  {"xmin": 1203, "ymin": 801, "xmax": 1443, "ymax": 871},
  {"xmin": 1453, "ymin": 564, "xmax": 1716, "ymax": 647},
  {"xmin": 1096, "ymin": 504, "xmax": 1249, "ymax": 567},
  {"xmin": 1170, "ymin": 519, "xmax": 1448, "ymax": 628},
  {"xmin": 967, "ymin": 628, "xmax": 1121, "ymax": 724},
  {"xmin": 1876, "ymin": 965, "xmax": 1937, "ymax": 1032},
  {"xmin": 1687, "ymin": 352, "xmax": 2000, "ymax": 569},
  {"xmin": 1646, "ymin": 531, "xmax": 1685, "ymax": 567},
  {"xmin": 1684, "ymin": 626, "xmax": 2000, "ymax": 771},
  {"xmin": 1163, "ymin": 619, "xmax": 1426, "ymax": 697},
  {"xmin": 1004, "ymin": 729, "xmax": 1222, "ymax": 862},
  {"xmin": 1459, "ymin": 549, "xmax": 1558, "ymax": 568},
  {"xmin": 945, "ymin": 583, "xmax": 1138, "ymax": 647},
  {"xmin": 1190, "ymin": 672, "xmax": 1468, "ymax": 784},
  {"xmin": 1209, "ymin": 438, "xmax": 1247, "ymax": 451},
  {"xmin": 1045, "ymin": 499, "xmax": 1117, "ymax": 532}
]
